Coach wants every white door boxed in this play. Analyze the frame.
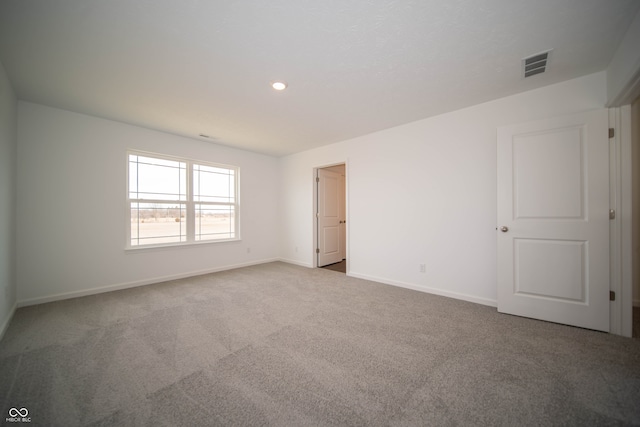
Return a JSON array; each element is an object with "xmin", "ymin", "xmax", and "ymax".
[
  {"xmin": 497, "ymin": 109, "xmax": 610, "ymax": 332},
  {"xmin": 317, "ymin": 168, "xmax": 343, "ymax": 266}
]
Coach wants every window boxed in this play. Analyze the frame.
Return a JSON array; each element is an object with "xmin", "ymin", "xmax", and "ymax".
[{"xmin": 127, "ymin": 152, "xmax": 239, "ymax": 248}]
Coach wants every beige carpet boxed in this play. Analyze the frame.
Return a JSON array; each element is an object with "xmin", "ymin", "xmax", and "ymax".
[{"xmin": 1, "ymin": 262, "xmax": 639, "ymax": 426}]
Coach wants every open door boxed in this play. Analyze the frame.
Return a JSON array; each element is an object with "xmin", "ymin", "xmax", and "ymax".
[
  {"xmin": 497, "ymin": 109, "xmax": 610, "ymax": 332},
  {"xmin": 317, "ymin": 166, "xmax": 345, "ymax": 267}
]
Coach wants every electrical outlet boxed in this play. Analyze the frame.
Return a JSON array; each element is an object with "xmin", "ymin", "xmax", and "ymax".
[
  {"xmin": 419, "ymin": 263, "xmax": 426, "ymax": 273},
  {"xmin": 247, "ymin": 247, "xmax": 251, "ymax": 253}
]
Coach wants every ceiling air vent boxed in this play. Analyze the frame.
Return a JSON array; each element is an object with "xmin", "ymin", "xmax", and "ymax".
[{"xmin": 523, "ymin": 50, "xmax": 551, "ymax": 78}]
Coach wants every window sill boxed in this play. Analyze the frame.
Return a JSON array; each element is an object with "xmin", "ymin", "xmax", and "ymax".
[{"xmin": 125, "ymin": 238, "xmax": 241, "ymax": 253}]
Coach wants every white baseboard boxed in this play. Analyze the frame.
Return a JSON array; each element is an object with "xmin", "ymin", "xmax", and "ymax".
[
  {"xmin": 278, "ymin": 258, "xmax": 313, "ymax": 268},
  {"xmin": 348, "ymin": 271, "xmax": 498, "ymax": 308},
  {"xmin": 16, "ymin": 259, "xmax": 499, "ymax": 309},
  {"xmin": 0, "ymin": 301, "xmax": 18, "ymax": 342},
  {"xmin": 17, "ymin": 258, "xmax": 280, "ymax": 308},
  {"xmin": 278, "ymin": 261, "xmax": 496, "ymax": 307}
]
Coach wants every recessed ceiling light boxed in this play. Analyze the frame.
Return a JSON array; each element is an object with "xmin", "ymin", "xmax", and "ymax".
[{"xmin": 272, "ymin": 81, "xmax": 287, "ymax": 91}]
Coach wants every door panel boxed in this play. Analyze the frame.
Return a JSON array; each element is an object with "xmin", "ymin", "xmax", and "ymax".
[
  {"xmin": 514, "ymin": 239, "xmax": 586, "ymax": 302},
  {"xmin": 323, "ymin": 227, "xmax": 340, "ymax": 254},
  {"xmin": 497, "ymin": 109, "xmax": 609, "ymax": 332},
  {"xmin": 514, "ymin": 127, "xmax": 584, "ymax": 219}
]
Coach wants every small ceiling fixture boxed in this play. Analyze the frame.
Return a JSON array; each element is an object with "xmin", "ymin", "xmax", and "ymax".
[
  {"xmin": 522, "ymin": 49, "xmax": 552, "ymax": 78},
  {"xmin": 272, "ymin": 81, "xmax": 287, "ymax": 91},
  {"xmin": 199, "ymin": 134, "xmax": 211, "ymax": 139}
]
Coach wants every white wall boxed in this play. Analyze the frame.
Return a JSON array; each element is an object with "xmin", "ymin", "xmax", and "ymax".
[
  {"xmin": 17, "ymin": 102, "xmax": 279, "ymax": 304},
  {"xmin": 607, "ymin": 8, "xmax": 640, "ymax": 106},
  {"xmin": 280, "ymin": 72, "xmax": 608, "ymax": 306},
  {"xmin": 0, "ymin": 60, "xmax": 17, "ymax": 336}
]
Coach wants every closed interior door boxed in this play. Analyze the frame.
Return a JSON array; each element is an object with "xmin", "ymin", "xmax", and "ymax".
[
  {"xmin": 317, "ymin": 168, "xmax": 343, "ymax": 266},
  {"xmin": 497, "ymin": 109, "xmax": 610, "ymax": 332}
]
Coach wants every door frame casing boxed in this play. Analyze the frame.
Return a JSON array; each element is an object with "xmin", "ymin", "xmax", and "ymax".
[
  {"xmin": 609, "ymin": 106, "xmax": 633, "ymax": 337},
  {"xmin": 312, "ymin": 162, "xmax": 348, "ymax": 270}
]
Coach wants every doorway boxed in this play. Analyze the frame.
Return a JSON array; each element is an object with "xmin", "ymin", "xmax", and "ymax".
[{"xmin": 315, "ymin": 164, "xmax": 346, "ymax": 272}]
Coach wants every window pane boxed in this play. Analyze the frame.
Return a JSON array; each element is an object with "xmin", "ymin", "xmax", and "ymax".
[
  {"xmin": 127, "ymin": 152, "xmax": 239, "ymax": 248},
  {"xmin": 130, "ymin": 202, "xmax": 186, "ymax": 246},
  {"xmin": 193, "ymin": 164, "xmax": 235, "ymax": 203},
  {"xmin": 129, "ymin": 155, "xmax": 186, "ymax": 201},
  {"xmin": 195, "ymin": 204, "xmax": 235, "ymax": 241}
]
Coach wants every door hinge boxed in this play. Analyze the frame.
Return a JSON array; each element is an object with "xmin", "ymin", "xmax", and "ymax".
[
  {"xmin": 610, "ymin": 291, "xmax": 616, "ymax": 301},
  {"xmin": 609, "ymin": 128, "xmax": 615, "ymax": 138},
  {"xmin": 316, "ymin": 248, "xmax": 320, "ymax": 254},
  {"xmin": 609, "ymin": 209, "xmax": 615, "ymax": 220},
  {"xmin": 316, "ymin": 177, "xmax": 320, "ymax": 183}
]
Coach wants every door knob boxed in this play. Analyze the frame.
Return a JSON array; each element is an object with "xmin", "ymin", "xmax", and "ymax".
[{"xmin": 500, "ymin": 226, "xmax": 509, "ymax": 232}]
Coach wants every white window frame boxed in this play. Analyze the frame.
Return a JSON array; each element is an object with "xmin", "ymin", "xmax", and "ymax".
[{"xmin": 126, "ymin": 150, "xmax": 240, "ymax": 249}]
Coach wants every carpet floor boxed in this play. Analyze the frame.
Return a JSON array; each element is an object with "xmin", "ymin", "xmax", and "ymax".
[{"xmin": 1, "ymin": 262, "xmax": 639, "ymax": 426}]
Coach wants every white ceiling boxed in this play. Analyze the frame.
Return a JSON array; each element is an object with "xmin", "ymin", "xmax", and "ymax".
[{"xmin": 1, "ymin": 0, "xmax": 639, "ymax": 156}]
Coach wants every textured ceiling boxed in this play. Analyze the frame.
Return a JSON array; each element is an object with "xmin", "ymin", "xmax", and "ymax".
[{"xmin": 1, "ymin": 0, "xmax": 639, "ymax": 156}]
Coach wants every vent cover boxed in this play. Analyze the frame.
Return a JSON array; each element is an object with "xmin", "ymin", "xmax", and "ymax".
[{"xmin": 523, "ymin": 50, "xmax": 551, "ymax": 78}]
